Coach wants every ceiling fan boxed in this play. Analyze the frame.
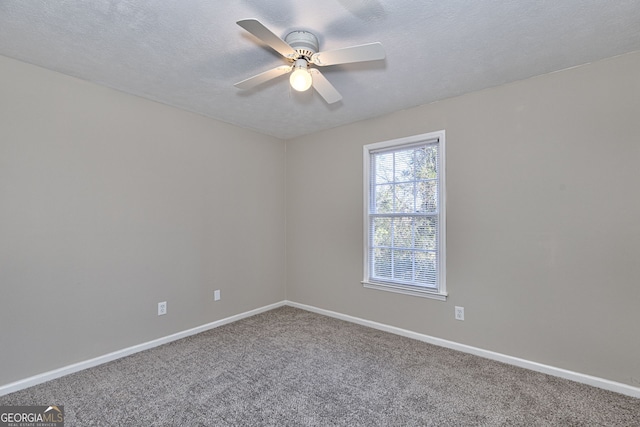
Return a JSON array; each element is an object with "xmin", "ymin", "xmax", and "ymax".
[{"xmin": 234, "ymin": 19, "xmax": 386, "ymax": 104}]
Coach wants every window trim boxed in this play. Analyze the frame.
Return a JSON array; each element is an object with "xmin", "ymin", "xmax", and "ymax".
[{"xmin": 362, "ymin": 130, "xmax": 447, "ymax": 301}]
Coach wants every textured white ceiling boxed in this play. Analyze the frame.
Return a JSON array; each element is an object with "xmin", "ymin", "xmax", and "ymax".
[{"xmin": 1, "ymin": 1, "xmax": 640, "ymax": 139}]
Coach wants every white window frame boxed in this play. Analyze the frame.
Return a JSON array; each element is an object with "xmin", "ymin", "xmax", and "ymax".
[{"xmin": 362, "ymin": 130, "xmax": 447, "ymax": 301}]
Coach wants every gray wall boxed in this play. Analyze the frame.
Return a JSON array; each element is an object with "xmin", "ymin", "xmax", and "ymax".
[
  {"xmin": 286, "ymin": 51, "xmax": 640, "ymax": 387},
  {"xmin": 2, "ymin": 50, "xmax": 639, "ymax": 390},
  {"xmin": 0, "ymin": 55, "xmax": 286, "ymax": 386}
]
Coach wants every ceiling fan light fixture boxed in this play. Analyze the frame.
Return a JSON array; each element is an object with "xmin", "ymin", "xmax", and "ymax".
[
  {"xmin": 234, "ymin": 19, "xmax": 385, "ymax": 103},
  {"xmin": 290, "ymin": 59, "xmax": 312, "ymax": 92}
]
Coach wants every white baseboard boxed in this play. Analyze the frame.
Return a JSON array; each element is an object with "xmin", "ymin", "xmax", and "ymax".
[
  {"xmin": 285, "ymin": 300, "xmax": 640, "ymax": 399},
  {"xmin": 3, "ymin": 299, "xmax": 639, "ymax": 399},
  {"xmin": 0, "ymin": 301, "xmax": 286, "ymax": 397}
]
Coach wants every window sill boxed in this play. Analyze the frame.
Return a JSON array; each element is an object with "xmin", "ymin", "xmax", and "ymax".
[{"xmin": 362, "ymin": 281, "xmax": 448, "ymax": 301}]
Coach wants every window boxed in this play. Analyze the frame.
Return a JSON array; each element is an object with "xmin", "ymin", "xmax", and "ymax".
[{"xmin": 363, "ymin": 130, "xmax": 446, "ymax": 300}]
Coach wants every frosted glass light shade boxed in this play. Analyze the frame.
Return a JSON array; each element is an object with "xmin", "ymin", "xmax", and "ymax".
[{"xmin": 290, "ymin": 65, "xmax": 312, "ymax": 92}]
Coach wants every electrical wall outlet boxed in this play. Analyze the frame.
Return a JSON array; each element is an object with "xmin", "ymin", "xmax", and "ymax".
[
  {"xmin": 158, "ymin": 301, "xmax": 167, "ymax": 316},
  {"xmin": 214, "ymin": 290, "xmax": 221, "ymax": 301},
  {"xmin": 455, "ymin": 306, "xmax": 464, "ymax": 321}
]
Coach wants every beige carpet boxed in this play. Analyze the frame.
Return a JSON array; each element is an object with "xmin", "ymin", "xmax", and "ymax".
[{"xmin": 1, "ymin": 306, "xmax": 638, "ymax": 425}]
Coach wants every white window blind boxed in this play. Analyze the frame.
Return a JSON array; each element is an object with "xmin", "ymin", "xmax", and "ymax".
[{"xmin": 363, "ymin": 131, "xmax": 446, "ymax": 300}]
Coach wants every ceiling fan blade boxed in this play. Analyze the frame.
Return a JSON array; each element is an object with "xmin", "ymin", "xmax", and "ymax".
[
  {"xmin": 234, "ymin": 65, "xmax": 292, "ymax": 90},
  {"xmin": 309, "ymin": 69, "xmax": 342, "ymax": 104},
  {"xmin": 237, "ymin": 19, "xmax": 297, "ymax": 59},
  {"xmin": 311, "ymin": 42, "xmax": 385, "ymax": 66}
]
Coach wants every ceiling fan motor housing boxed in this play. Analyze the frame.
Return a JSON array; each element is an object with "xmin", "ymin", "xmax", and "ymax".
[{"xmin": 285, "ymin": 31, "xmax": 319, "ymax": 59}]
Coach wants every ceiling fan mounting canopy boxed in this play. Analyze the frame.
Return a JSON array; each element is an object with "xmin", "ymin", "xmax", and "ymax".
[
  {"xmin": 233, "ymin": 19, "xmax": 385, "ymax": 104},
  {"xmin": 284, "ymin": 31, "xmax": 319, "ymax": 59}
]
